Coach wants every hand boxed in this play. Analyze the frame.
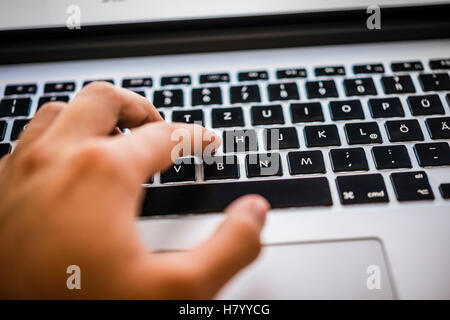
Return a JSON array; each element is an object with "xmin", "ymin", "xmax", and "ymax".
[{"xmin": 0, "ymin": 82, "xmax": 270, "ymax": 299}]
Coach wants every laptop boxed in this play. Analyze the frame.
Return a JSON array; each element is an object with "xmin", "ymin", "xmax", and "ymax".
[{"xmin": 0, "ymin": 0, "xmax": 449, "ymax": 299}]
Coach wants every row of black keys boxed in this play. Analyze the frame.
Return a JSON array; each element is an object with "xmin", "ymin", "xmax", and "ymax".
[{"xmin": 141, "ymin": 171, "xmax": 450, "ymax": 216}]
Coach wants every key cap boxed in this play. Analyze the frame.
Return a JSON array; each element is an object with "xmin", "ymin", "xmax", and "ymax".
[
  {"xmin": 5, "ymin": 84, "xmax": 37, "ymax": 96},
  {"xmin": 371, "ymin": 145, "xmax": 412, "ymax": 169},
  {"xmin": 0, "ymin": 143, "xmax": 11, "ymax": 158},
  {"xmin": 336, "ymin": 174, "xmax": 389, "ymax": 204},
  {"xmin": 353, "ymin": 64, "xmax": 384, "ymax": 74},
  {"xmin": 37, "ymin": 95, "xmax": 70, "ymax": 109},
  {"xmin": 153, "ymin": 89, "xmax": 183, "ymax": 107},
  {"xmin": 44, "ymin": 82, "xmax": 75, "ymax": 93},
  {"xmin": 264, "ymin": 127, "xmax": 299, "ymax": 150},
  {"xmin": 251, "ymin": 105, "xmax": 284, "ymax": 125},
  {"xmin": 440, "ymin": 183, "xmax": 450, "ymax": 199},
  {"xmin": 330, "ymin": 147, "xmax": 369, "ymax": 172},
  {"xmin": 426, "ymin": 117, "xmax": 450, "ymax": 139},
  {"xmin": 246, "ymin": 153, "xmax": 282, "ymax": 178},
  {"xmin": 160, "ymin": 158, "xmax": 196, "ymax": 183},
  {"xmin": 122, "ymin": 77, "xmax": 152, "ymax": 88},
  {"xmin": 83, "ymin": 79, "xmax": 114, "ymax": 86},
  {"xmin": 191, "ymin": 87, "xmax": 222, "ymax": 106},
  {"xmin": 381, "ymin": 75, "xmax": 415, "ymax": 94},
  {"xmin": 238, "ymin": 71, "xmax": 268, "ymax": 82},
  {"xmin": 230, "ymin": 85, "xmax": 261, "ymax": 104},
  {"xmin": 329, "ymin": 100, "xmax": 364, "ymax": 120},
  {"xmin": 0, "ymin": 98, "xmax": 31, "ymax": 117},
  {"xmin": 211, "ymin": 107, "xmax": 244, "ymax": 128},
  {"xmin": 141, "ymin": 177, "xmax": 332, "ymax": 215},
  {"xmin": 11, "ymin": 119, "xmax": 29, "ymax": 141},
  {"xmin": 385, "ymin": 120, "xmax": 424, "ymax": 142},
  {"xmin": 172, "ymin": 110, "xmax": 204, "ymax": 125},
  {"xmin": 199, "ymin": 73, "xmax": 230, "ymax": 84},
  {"xmin": 344, "ymin": 122, "xmax": 382, "ymax": 145},
  {"xmin": 391, "ymin": 61, "xmax": 423, "ymax": 72},
  {"xmin": 161, "ymin": 75, "xmax": 191, "ymax": 86},
  {"xmin": 304, "ymin": 125, "xmax": 340, "ymax": 147},
  {"xmin": 287, "ymin": 150, "xmax": 326, "ymax": 175},
  {"xmin": 419, "ymin": 73, "xmax": 450, "ymax": 91},
  {"xmin": 407, "ymin": 94, "xmax": 444, "ymax": 115},
  {"xmin": 223, "ymin": 129, "xmax": 258, "ymax": 153},
  {"xmin": 290, "ymin": 102, "xmax": 324, "ymax": 123},
  {"xmin": 414, "ymin": 142, "xmax": 450, "ymax": 166},
  {"xmin": 368, "ymin": 97, "xmax": 404, "ymax": 118},
  {"xmin": 0, "ymin": 120, "xmax": 6, "ymax": 140},
  {"xmin": 276, "ymin": 68, "xmax": 307, "ymax": 79},
  {"xmin": 391, "ymin": 171, "xmax": 434, "ymax": 201},
  {"xmin": 159, "ymin": 111, "xmax": 165, "ymax": 119},
  {"xmin": 344, "ymin": 78, "xmax": 377, "ymax": 96},
  {"xmin": 430, "ymin": 59, "xmax": 450, "ymax": 70},
  {"xmin": 132, "ymin": 90, "xmax": 146, "ymax": 97},
  {"xmin": 315, "ymin": 66, "xmax": 345, "ymax": 76},
  {"xmin": 268, "ymin": 82, "xmax": 299, "ymax": 101},
  {"xmin": 305, "ymin": 80, "xmax": 338, "ymax": 99},
  {"xmin": 203, "ymin": 155, "xmax": 239, "ymax": 180}
]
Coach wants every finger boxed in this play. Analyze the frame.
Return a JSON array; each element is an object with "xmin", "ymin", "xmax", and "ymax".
[{"xmin": 45, "ymin": 81, "xmax": 163, "ymax": 142}]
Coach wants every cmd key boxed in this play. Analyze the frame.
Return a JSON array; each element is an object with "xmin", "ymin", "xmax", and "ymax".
[{"xmin": 336, "ymin": 174, "xmax": 389, "ymax": 204}]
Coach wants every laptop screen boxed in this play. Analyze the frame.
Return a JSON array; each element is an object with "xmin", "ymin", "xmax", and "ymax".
[{"xmin": 0, "ymin": 0, "xmax": 449, "ymax": 31}]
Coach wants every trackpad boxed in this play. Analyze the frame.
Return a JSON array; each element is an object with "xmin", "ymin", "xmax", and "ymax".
[{"xmin": 217, "ymin": 239, "xmax": 395, "ymax": 299}]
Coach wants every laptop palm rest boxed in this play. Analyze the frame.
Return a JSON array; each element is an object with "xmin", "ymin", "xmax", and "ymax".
[{"xmin": 217, "ymin": 239, "xmax": 395, "ymax": 299}]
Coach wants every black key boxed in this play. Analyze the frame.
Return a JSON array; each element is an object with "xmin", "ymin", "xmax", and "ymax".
[
  {"xmin": 37, "ymin": 95, "xmax": 70, "ymax": 109},
  {"xmin": 407, "ymin": 94, "xmax": 444, "ymax": 115},
  {"xmin": 385, "ymin": 120, "xmax": 424, "ymax": 142},
  {"xmin": 203, "ymin": 155, "xmax": 239, "ymax": 180},
  {"xmin": 276, "ymin": 68, "xmax": 307, "ymax": 79},
  {"xmin": 329, "ymin": 100, "xmax": 364, "ymax": 120},
  {"xmin": 132, "ymin": 90, "xmax": 146, "ymax": 97},
  {"xmin": 264, "ymin": 127, "xmax": 299, "ymax": 150},
  {"xmin": 371, "ymin": 145, "xmax": 412, "ymax": 169},
  {"xmin": 83, "ymin": 79, "xmax": 114, "ymax": 86},
  {"xmin": 391, "ymin": 171, "xmax": 434, "ymax": 201},
  {"xmin": 418, "ymin": 73, "xmax": 450, "ymax": 91},
  {"xmin": 268, "ymin": 82, "xmax": 299, "ymax": 101},
  {"xmin": 246, "ymin": 153, "xmax": 282, "ymax": 178},
  {"xmin": 440, "ymin": 183, "xmax": 450, "ymax": 199},
  {"xmin": 315, "ymin": 66, "xmax": 345, "ymax": 76},
  {"xmin": 159, "ymin": 112, "xmax": 165, "ymax": 119},
  {"xmin": 141, "ymin": 177, "xmax": 332, "ymax": 215},
  {"xmin": 368, "ymin": 97, "xmax": 404, "ymax": 118},
  {"xmin": 11, "ymin": 119, "xmax": 29, "ymax": 141},
  {"xmin": 153, "ymin": 89, "xmax": 183, "ymax": 107},
  {"xmin": 330, "ymin": 148, "xmax": 369, "ymax": 172},
  {"xmin": 161, "ymin": 75, "xmax": 191, "ymax": 86},
  {"xmin": 391, "ymin": 61, "xmax": 423, "ymax": 72},
  {"xmin": 414, "ymin": 142, "xmax": 450, "ymax": 166},
  {"xmin": 211, "ymin": 107, "xmax": 244, "ymax": 128},
  {"xmin": 0, "ymin": 120, "xmax": 5, "ymax": 140},
  {"xmin": 344, "ymin": 78, "xmax": 377, "ymax": 96},
  {"xmin": 5, "ymin": 84, "xmax": 37, "ymax": 96},
  {"xmin": 336, "ymin": 174, "xmax": 389, "ymax": 204},
  {"xmin": 0, "ymin": 98, "xmax": 31, "ymax": 117},
  {"xmin": 381, "ymin": 75, "xmax": 415, "ymax": 94},
  {"xmin": 353, "ymin": 64, "xmax": 384, "ymax": 74},
  {"xmin": 344, "ymin": 122, "xmax": 382, "ymax": 145},
  {"xmin": 199, "ymin": 73, "xmax": 230, "ymax": 84},
  {"xmin": 0, "ymin": 143, "xmax": 11, "ymax": 158},
  {"xmin": 191, "ymin": 87, "xmax": 222, "ymax": 106},
  {"xmin": 426, "ymin": 117, "xmax": 450, "ymax": 139},
  {"xmin": 223, "ymin": 129, "xmax": 258, "ymax": 153},
  {"xmin": 430, "ymin": 59, "xmax": 450, "ymax": 70},
  {"xmin": 290, "ymin": 102, "xmax": 324, "ymax": 123},
  {"xmin": 238, "ymin": 71, "xmax": 268, "ymax": 82},
  {"xmin": 172, "ymin": 110, "xmax": 204, "ymax": 125},
  {"xmin": 287, "ymin": 151, "xmax": 326, "ymax": 175},
  {"xmin": 230, "ymin": 85, "xmax": 261, "ymax": 104},
  {"xmin": 305, "ymin": 80, "xmax": 338, "ymax": 99},
  {"xmin": 251, "ymin": 105, "xmax": 284, "ymax": 125},
  {"xmin": 122, "ymin": 77, "xmax": 152, "ymax": 88},
  {"xmin": 304, "ymin": 125, "xmax": 341, "ymax": 147},
  {"xmin": 44, "ymin": 82, "xmax": 75, "ymax": 93},
  {"xmin": 160, "ymin": 158, "xmax": 196, "ymax": 183}
]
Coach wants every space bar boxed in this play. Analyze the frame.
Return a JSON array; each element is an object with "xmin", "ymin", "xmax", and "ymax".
[{"xmin": 140, "ymin": 177, "xmax": 332, "ymax": 216}]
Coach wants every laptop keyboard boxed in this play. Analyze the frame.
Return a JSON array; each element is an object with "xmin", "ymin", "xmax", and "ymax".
[{"xmin": 1, "ymin": 58, "xmax": 450, "ymax": 216}]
